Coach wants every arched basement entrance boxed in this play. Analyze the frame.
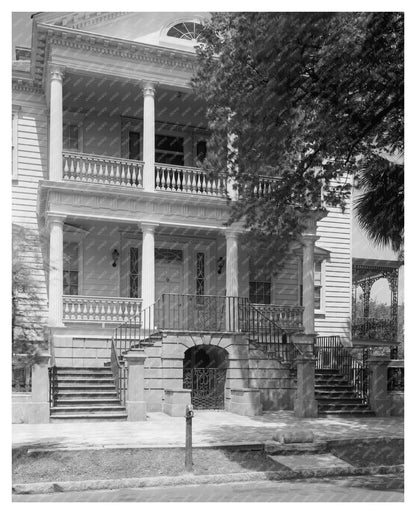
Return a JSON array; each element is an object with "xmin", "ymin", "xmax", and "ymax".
[{"xmin": 183, "ymin": 345, "xmax": 228, "ymax": 410}]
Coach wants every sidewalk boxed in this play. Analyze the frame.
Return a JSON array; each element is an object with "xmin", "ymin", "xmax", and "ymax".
[{"xmin": 12, "ymin": 411, "xmax": 404, "ymax": 450}]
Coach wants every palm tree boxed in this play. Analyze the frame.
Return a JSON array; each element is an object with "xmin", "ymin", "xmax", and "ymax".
[{"xmin": 354, "ymin": 155, "xmax": 404, "ymax": 253}]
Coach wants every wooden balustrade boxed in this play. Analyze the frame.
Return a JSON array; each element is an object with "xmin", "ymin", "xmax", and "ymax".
[
  {"xmin": 252, "ymin": 304, "xmax": 304, "ymax": 331},
  {"xmin": 63, "ymin": 296, "xmax": 142, "ymax": 323},
  {"xmin": 155, "ymin": 163, "xmax": 227, "ymax": 196},
  {"xmin": 63, "ymin": 152, "xmax": 144, "ymax": 188}
]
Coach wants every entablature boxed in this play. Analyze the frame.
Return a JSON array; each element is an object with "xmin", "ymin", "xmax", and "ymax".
[{"xmin": 38, "ymin": 180, "xmax": 230, "ymax": 230}]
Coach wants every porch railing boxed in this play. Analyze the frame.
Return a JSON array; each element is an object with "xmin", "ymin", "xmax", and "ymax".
[
  {"xmin": 155, "ymin": 163, "xmax": 227, "ymax": 196},
  {"xmin": 314, "ymin": 336, "xmax": 370, "ymax": 403},
  {"xmin": 352, "ymin": 317, "xmax": 396, "ymax": 342},
  {"xmin": 154, "ymin": 294, "xmax": 248, "ymax": 332},
  {"xmin": 63, "ymin": 152, "xmax": 144, "ymax": 188},
  {"xmin": 63, "ymin": 296, "xmax": 142, "ymax": 323},
  {"xmin": 248, "ymin": 303, "xmax": 295, "ymax": 363},
  {"xmin": 110, "ymin": 337, "xmax": 127, "ymax": 406},
  {"xmin": 252, "ymin": 304, "xmax": 304, "ymax": 332}
]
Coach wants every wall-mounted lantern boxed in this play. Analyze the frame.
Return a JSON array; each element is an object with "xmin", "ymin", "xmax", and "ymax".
[
  {"xmin": 112, "ymin": 249, "xmax": 119, "ymax": 268},
  {"xmin": 217, "ymin": 256, "xmax": 225, "ymax": 274}
]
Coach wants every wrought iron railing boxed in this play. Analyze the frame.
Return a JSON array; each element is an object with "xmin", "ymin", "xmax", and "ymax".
[
  {"xmin": 110, "ymin": 337, "xmax": 127, "ymax": 405},
  {"xmin": 387, "ymin": 363, "xmax": 404, "ymax": 392},
  {"xmin": 248, "ymin": 303, "xmax": 294, "ymax": 363},
  {"xmin": 314, "ymin": 336, "xmax": 370, "ymax": 403},
  {"xmin": 45, "ymin": 328, "xmax": 58, "ymax": 407},
  {"xmin": 352, "ymin": 317, "xmax": 397, "ymax": 342},
  {"xmin": 154, "ymin": 294, "xmax": 248, "ymax": 332}
]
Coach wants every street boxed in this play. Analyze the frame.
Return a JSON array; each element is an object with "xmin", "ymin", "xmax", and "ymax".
[{"xmin": 13, "ymin": 474, "xmax": 404, "ymax": 502}]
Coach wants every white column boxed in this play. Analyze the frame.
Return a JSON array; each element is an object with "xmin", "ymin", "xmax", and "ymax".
[
  {"xmin": 48, "ymin": 214, "xmax": 66, "ymax": 326},
  {"xmin": 141, "ymin": 222, "xmax": 158, "ymax": 309},
  {"xmin": 302, "ymin": 234, "xmax": 318, "ymax": 335},
  {"xmin": 142, "ymin": 82, "xmax": 155, "ymax": 191},
  {"xmin": 225, "ymin": 229, "xmax": 239, "ymax": 297},
  {"xmin": 48, "ymin": 65, "xmax": 65, "ymax": 181}
]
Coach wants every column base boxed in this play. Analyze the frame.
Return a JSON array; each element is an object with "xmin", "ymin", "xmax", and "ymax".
[
  {"xmin": 126, "ymin": 401, "xmax": 147, "ymax": 421},
  {"xmin": 370, "ymin": 399, "xmax": 391, "ymax": 417},
  {"xmin": 28, "ymin": 402, "xmax": 50, "ymax": 424},
  {"xmin": 294, "ymin": 397, "xmax": 318, "ymax": 418},
  {"xmin": 163, "ymin": 389, "xmax": 191, "ymax": 417}
]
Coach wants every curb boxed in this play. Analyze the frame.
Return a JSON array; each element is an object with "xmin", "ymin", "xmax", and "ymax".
[{"xmin": 12, "ymin": 464, "xmax": 404, "ymax": 495}]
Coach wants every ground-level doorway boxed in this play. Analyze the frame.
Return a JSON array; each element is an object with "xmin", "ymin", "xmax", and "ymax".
[{"xmin": 183, "ymin": 345, "xmax": 228, "ymax": 410}]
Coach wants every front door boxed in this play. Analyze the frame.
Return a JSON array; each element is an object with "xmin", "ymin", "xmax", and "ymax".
[{"xmin": 155, "ymin": 248, "xmax": 183, "ymax": 329}]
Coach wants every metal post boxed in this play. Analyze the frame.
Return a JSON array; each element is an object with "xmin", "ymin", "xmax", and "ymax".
[{"xmin": 185, "ymin": 404, "xmax": 194, "ymax": 472}]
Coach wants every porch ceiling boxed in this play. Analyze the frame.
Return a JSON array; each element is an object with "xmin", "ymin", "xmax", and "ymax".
[{"xmin": 63, "ymin": 72, "xmax": 207, "ymax": 127}]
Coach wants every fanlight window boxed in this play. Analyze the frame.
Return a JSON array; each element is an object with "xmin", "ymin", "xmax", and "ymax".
[{"xmin": 167, "ymin": 22, "xmax": 203, "ymax": 41}]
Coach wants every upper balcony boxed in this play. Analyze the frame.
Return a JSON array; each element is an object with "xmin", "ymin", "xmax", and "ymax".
[{"xmin": 43, "ymin": 69, "xmax": 278, "ymax": 204}]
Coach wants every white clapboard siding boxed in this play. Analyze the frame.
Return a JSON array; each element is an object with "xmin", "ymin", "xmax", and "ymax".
[
  {"xmin": 315, "ymin": 201, "xmax": 351, "ymax": 343},
  {"xmin": 273, "ymin": 259, "xmax": 299, "ymax": 305},
  {"xmin": 82, "ymin": 225, "xmax": 121, "ymax": 297},
  {"xmin": 12, "ymin": 92, "xmax": 49, "ymax": 339}
]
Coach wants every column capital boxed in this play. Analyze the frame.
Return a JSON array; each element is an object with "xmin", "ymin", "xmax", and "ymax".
[
  {"xmin": 140, "ymin": 222, "xmax": 159, "ymax": 234},
  {"xmin": 301, "ymin": 234, "xmax": 319, "ymax": 246},
  {"xmin": 224, "ymin": 226, "xmax": 244, "ymax": 240},
  {"xmin": 46, "ymin": 212, "xmax": 66, "ymax": 229},
  {"xmin": 48, "ymin": 63, "xmax": 65, "ymax": 81},
  {"xmin": 142, "ymin": 81, "xmax": 156, "ymax": 97}
]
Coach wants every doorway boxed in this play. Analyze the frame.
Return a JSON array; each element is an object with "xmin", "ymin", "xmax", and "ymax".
[{"xmin": 183, "ymin": 345, "xmax": 228, "ymax": 409}]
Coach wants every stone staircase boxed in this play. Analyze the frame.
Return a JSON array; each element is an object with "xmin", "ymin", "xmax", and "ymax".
[
  {"xmin": 50, "ymin": 367, "xmax": 127, "ymax": 423},
  {"xmin": 315, "ymin": 369, "xmax": 375, "ymax": 417}
]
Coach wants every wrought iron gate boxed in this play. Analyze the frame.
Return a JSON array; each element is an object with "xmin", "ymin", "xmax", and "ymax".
[{"xmin": 183, "ymin": 368, "xmax": 226, "ymax": 409}]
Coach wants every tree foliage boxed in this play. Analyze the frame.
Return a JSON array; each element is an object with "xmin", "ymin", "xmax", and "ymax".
[
  {"xmin": 193, "ymin": 12, "xmax": 404, "ymax": 258},
  {"xmin": 12, "ymin": 224, "xmax": 48, "ymax": 367}
]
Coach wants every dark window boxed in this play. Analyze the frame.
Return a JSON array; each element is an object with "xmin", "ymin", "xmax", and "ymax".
[
  {"xmin": 167, "ymin": 22, "xmax": 204, "ymax": 41},
  {"xmin": 249, "ymin": 281, "xmax": 271, "ymax": 305},
  {"xmin": 130, "ymin": 247, "xmax": 139, "ymax": 298},
  {"xmin": 155, "ymin": 134, "xmax": 184, "ymax": 166},
  {"xmin": 63, "ymin": 242, "xmax": 79, "ymax": 295},
  {"xmin": 63, "ymin": 124, "xmax": 79, "ymax": 152},
  {"xmin": 128, "ymin": 131, "xmax": 141, "ymax": 161},
  {"xmin": 196, "ymin": 140, "xmax": 207, "ymax": 164},
  {"xmin": 155, "ymin": 248, "xmax": 183, "ymax": 262},
  {"xmin": 196, "ymin": 252, "xmax": 205, "ymax": 296}
]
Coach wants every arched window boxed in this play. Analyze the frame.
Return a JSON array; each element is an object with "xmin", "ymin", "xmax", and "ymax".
[{"xmin": 167, "ymin": 21, "xmax": 204, "ymax": 41}]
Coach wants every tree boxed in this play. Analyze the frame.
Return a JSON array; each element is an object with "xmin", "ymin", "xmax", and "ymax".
[
  {"xmin": 193, "ymin": 12, "xmax": 404, "ymax": 259},
  {"xmin": 12, "ymin": 224, "xmax": 48, "ymax": 377}
]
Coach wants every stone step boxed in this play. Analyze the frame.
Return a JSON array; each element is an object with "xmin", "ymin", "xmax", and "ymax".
[
  {"xmin": 315, "ymin": 384, "xmax": 354, "ymax": 390},
  {"xmin": 57, "ymin": 375, "xmax": 114, "ymax": 386},
  {"xmin": 315, "ymin": 397, "xmax": 365, "ymax": 404},
  {"xmin": 56, "ymin": 383, "xmax": 117, "ymax": 390},
  {"xmin": 50, "ymin": 413, "xmax": 128, "ymax": 423},
  {"xmin": 56, "ymin": 392, "xmax": 119, "ymax": 399},
  {"xmin": 318, "ymin": 403, "xmax": 369, "ymax": 411},
  {"xmin": 51, "ymin": 405, "xmax": 126, "ymax": 413},
  {"xmin": 55, "ymin": 398, "xmax": 121, "ymax": 405},
  {"xmin": 318, "ymin": 409, "xmax": 376, "ymax": 418},
  {"xmin": 56, "ymin": 367, "xmax": 113, "ymax": 375}
]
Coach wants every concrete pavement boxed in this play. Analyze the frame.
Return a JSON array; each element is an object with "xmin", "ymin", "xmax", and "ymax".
[
  {"xmin": 13, "ymin": 474, "xmax": 404, "ymax": 502},
  {"xmin": 12, "ymin": 410, "xmax": 404, "ymax": 450}
]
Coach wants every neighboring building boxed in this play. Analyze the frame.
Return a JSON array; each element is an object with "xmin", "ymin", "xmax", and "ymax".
[{"xmin": 12, "ymin": 12, "xmax": 400, "ymax": 422}]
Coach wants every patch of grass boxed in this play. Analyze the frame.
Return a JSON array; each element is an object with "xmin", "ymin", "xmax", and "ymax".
[
  {"xmin": 12, "ymin": 448, "xmax": 286, "ymax": 483},
  {"xmin": 330, "ymin": 440, "xmax": 404, "ymax": 467}
]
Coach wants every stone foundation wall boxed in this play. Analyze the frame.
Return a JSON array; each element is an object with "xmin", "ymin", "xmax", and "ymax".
[
  {"xmin": 248, "ymin": 348, "xmax": 296, "ymax": 410},
  {"xmin": 53, "ymin": 335, "xmax": 112, "ymax": 367}
]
